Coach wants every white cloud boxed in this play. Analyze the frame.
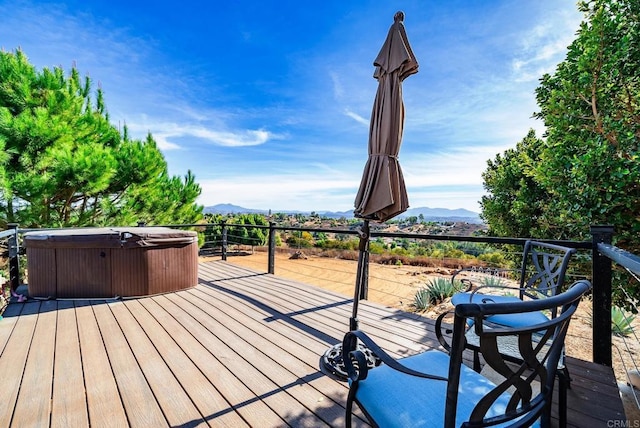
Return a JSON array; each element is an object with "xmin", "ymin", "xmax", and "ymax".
[
  {"xmin": 125, "ymin": 120, "xmax": 274, "ymax": 149},
  {"xmin": 198, "ymin": 169, "xmax": 486, "ymax": 213},
  {"xmin": 409, "ymin": 189, "xmax": 484, "ymax": 212},
  {"xmin": 198, "ymin": 173, "xmax": 359, "ymax": 211},
  {"xmin": 511, "ymin": 8, "xmax": 582, "ymax": 82},
  {"xmin": 403, "ymin": 144, "xmax": 509, "ymax": 188},
  {"xmin": 188, "ymin": 128, "xmax": 272, "ymax": 147},
  {"xmin": 152, "ymin": 134, "xmax": 182, "ymax": 150},
  {"xmin": 330, "ymin": 71, "xmax": 344, "ymax": 99},
  {"xmin": 344, "ymin": 109, "xmax": 369, "ymax": 126},
  {"xmin": 196, "ymin": 144, "xmax": 498, "ymax": 213}
]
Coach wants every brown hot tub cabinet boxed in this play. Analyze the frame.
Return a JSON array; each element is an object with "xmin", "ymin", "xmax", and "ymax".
[{"xmin": 24, "ymin": 227, "xmax": 198, "ymax": 298}]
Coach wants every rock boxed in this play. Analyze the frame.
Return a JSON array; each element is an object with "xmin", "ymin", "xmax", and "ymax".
[
  {"xmin": 628, "ymin": 370, "xmax": 640, "ymax": 389},
  {"xmin": 289, "ymin": 251, "xmax": 308, "ymax": 260}
]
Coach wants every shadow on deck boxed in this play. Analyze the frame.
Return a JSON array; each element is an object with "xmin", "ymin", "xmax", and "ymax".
[{"xmin": 0, "ymin": 260, "xmax": 627, "ymax": 427}]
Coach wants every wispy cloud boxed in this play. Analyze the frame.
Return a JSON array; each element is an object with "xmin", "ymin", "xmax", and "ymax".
[
  {"xmin": 125, "ymin": 121, "xmax": 276, "ymax": 149},
  {"xmin": 511, "ymin": 9, "xmax": 582, "ymax": 82},
  {"xmin": 198, "ymin": 173, "xmax": 359, "ymax": 211},
  {"xmin": 403, "ymin": 144, "xmax": 509, "ymax": 188},
  {"xmin": 330, "ymin": 71, "xmax": 344, "ymax": 99},
  {"xmin": 344, "ymin": 109, "xmax": 369, "ymax": 126}
]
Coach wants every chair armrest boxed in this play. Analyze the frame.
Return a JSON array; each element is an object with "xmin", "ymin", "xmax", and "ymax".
[
  {"xmin": 452, "ymin": 267, "xmax": 476, "ymax": 292},
  {"xmin": 342, "ymin": 330, "xmax": 447, "ymax": 383},
  {"xmin": 435, "ymin": 310, "xmax": 454, "ymax": 353},
  {"xmin": 452, "ymin": 267, "xmax": 517, "ymax": 292},
  {"xmin": 470, "ymin": 284, "xmax": 527, "ymax": 301}
]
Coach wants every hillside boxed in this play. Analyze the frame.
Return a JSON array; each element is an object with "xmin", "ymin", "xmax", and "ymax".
[{"xmin": 204, "ymin": 203, "xmax": 483, "ymax": 224}]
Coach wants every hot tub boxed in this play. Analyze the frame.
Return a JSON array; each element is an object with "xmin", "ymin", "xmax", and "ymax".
[{"xmin": 24, "ymin": 227, "xmax": 198, "ymax": 298}]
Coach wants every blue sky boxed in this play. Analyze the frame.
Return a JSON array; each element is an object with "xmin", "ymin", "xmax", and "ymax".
[{"xmin": 0, "ymin": 0, "xmax": 583, "ymax": 213}]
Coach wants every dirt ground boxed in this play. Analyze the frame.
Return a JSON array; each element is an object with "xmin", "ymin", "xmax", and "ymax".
[{"xmin": 208, "ymin": 251, "xmax": 640, "ymax": 420}]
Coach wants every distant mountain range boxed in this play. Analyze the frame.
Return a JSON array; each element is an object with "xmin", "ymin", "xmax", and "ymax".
[{"xmin": 204, "ymin": 203, "xmax": 483, "ymax": 223}]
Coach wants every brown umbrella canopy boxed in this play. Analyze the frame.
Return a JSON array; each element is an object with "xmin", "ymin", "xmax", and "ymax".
[{"xmin": 354, "ymin": 11, "xmax": 419, "ymax": 222}]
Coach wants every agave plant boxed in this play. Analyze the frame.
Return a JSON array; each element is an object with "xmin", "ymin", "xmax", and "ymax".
[
  {"xmin": 611, "ymin": 306, "xmax": 635, "ymax": 337},
  {"xmin": 413, "ymin": 287, "xmax": 431, "ymax": 311},
  {"xmin": 479, "ymin": 275, "xmax": 508, "ymax": 288},
  {"xmin": 413, "ymin": 277, "xmax": 464, "ymax": 311}
]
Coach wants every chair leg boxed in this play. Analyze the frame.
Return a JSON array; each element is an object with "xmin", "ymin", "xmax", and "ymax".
[
  {"xmin": 473, "ymin": 349, "xmax": 481, "ymax": 372},
  {"xmin": 345, "ymin": 399, "xmax": 353, "ymax": 428},
  {"xmin": 558, "ymin": 369, "xmax": 569, "ymax": 428},
  {"xmin": 345, "ymin": 385, "xmax": 358, "ymax": 428},
  {"xmin": 560, "ymin": 366, "xmax": 572, "ymax": 389}
]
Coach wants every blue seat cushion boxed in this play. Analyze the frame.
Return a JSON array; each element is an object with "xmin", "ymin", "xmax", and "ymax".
[
  {"xmin": 451, "ymin": 292, "xmax": 522, "ymax": 306},
  {"xmin": 354, "ymin": 350, "xmax": 538, "ymax": 427},
  {"xmin": 451, "ymin": 292, "xmax": 550, "ymax": 328}
]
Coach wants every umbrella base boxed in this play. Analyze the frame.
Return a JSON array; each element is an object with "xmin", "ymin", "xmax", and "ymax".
[{"xmin": 320, "ymin": 342, "xmax": 381, "ymax": 381}]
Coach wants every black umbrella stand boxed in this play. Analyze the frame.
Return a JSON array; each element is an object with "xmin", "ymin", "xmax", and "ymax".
[{"xmin": 320, "ymin": 220, "xmax": 382, "ymax": 380}]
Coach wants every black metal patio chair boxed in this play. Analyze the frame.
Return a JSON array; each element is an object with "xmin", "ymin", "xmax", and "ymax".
[
  {"xmin": 438, "ymin": 241, "xmax": 576, "ymax": 370},
  {"xmin": 341, "ymin": 280, "xmax": 591, "ymax": 428},
  {"xmin": 450, "ymin": 241, "xmax": 576, "ymax": 316}
]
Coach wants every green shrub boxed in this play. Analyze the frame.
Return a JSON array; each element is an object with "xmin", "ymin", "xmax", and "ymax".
[
  {"xmin": 368, "ymin": 241, "xmax": 386, "ymax": 255},
  {"xmin": 478, "ymin": 251, "xmax": 507, "ymax": 267}
]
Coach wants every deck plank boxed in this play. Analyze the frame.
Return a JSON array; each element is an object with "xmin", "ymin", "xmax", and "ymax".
[
  {"xmin": 0, "ymin": 302, "xmax": 22, "ymax": 356},
  {"xmin": 184, "ymin": 287, "xmax": 349, "ymax": 426},
  {"xmin": 12, "ymin": 301, "xmax": 57, "ymax": 427},
  {"xmin": 51, "ymin": 300, "xmax": 90, "ymax": 428},
  {"xmin": 108, "ymin": 300, "xmax": 206, "ymax": 427},
  {"xmin": 75, "ymin": 300, "xmax": 129, "ymax": 428},
  {"xmin": 164, "ymin": 291, "xmax": 327, "ymax": 427},
  {"xmin": 0, "ymin": 302, "xmax": 40, "ymax": 427},
  {"xmin": 91, "ymin": 302, "xmax": 168, "ymax": 427},
  {"xmin": 150, "ymin": 293, "xmax": 286, "ymax": 427},
  {"xmin": 0, "ymin": 259, "xmax": 627, "ymax": 427},
  {"xmin": 198, "ymin": 262, "xmax": 435, "ymax": 357},
  {"xmin": 129, "ymin": 298, "xmax": 249, "ymax": 428},
  {"xmin": 192, "ymin": 272, "xmax": 370, "ymax": 426}
]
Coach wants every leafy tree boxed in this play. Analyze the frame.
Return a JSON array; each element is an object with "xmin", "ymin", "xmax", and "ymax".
[
  {"xmin": 0, "ymin": 49, "xmax": 202, "ymax": 227},
  {"xmin": 481, "ymin": 129, "xmax": 551, "ymax": 238},
  {"xmin": 480, "ymin": 0, "xmax": 640, "ymax": 304},
  {"xmin": 214, "ymin": 213, "xmax": 269, "ymax": 246},
  {"xmin": 532, "ymin": 0, "xmax": 640, "ymax": 247}
]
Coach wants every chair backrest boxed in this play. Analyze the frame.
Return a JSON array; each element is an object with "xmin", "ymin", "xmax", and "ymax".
[
  {"xmin": 444, "ymin": 280, "xmax": 591, "ymax": 428},
  {"xmin": 519, "ymin": 241, "xmax": 576, "ymax": 302}
]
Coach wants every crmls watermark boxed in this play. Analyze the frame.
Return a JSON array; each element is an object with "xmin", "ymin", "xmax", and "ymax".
[{"xmin": 607, "ymin": 420, "xmax": 640, "ymax": 428}]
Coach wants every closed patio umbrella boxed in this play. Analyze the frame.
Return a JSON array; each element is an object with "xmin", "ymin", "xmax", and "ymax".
[
  {"xmin": 354, "ymin": 10, "xmax": 418, "ymax": 222},
  {"xmin": 322, "ymin": 11, "xmax": 419, "ymax": 380}
]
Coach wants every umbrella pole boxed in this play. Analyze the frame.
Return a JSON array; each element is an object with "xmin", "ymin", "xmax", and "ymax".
[
  {"xmin": 321, "ymin": 219, "xmax": 380, "ymax": 380},
  {"xmin": 349, "ymin": 219, "xmax": 370, "ymax": 331}
]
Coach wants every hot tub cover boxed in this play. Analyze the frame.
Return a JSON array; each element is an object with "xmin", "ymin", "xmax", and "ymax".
[{"xmin": 24, "ymin": 227, "xmax": 197, "ymax": 249}]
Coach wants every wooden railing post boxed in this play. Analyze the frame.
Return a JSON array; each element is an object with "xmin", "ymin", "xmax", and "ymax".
[
  {"xmin": 591, "ymin": 225, "xmax": 614, "ymax": 367},
  {"xmin": 7, "ymin": 223, "xmax": 20, "ymax": 293},
  {"xmin": 221, "ymin": 221, "xmax": 228, "ymax": 261},
  {"xmin": 268, "ymin": 222, "xmax": 276, "ymax": 274}
]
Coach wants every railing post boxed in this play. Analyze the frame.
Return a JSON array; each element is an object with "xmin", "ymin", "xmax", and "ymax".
[
  {"xmin": 7, "ymin": 223, "xmax": 20, "ymax": 293},
  {"xmin": 221, "ymin": 221, "xmax": 227, "ymax": 261},
  {"xmin": 268, "ymin": 222, "xmax": 276, "ymax": 274},
  {"xmin": 590, "ymin": 225, "xmax": 614, "ymax": 367}
]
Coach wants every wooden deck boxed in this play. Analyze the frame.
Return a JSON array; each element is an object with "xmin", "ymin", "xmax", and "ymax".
[{"xmin": 0, "ymin": 260, "xmax": 626, "ymax": 427}]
